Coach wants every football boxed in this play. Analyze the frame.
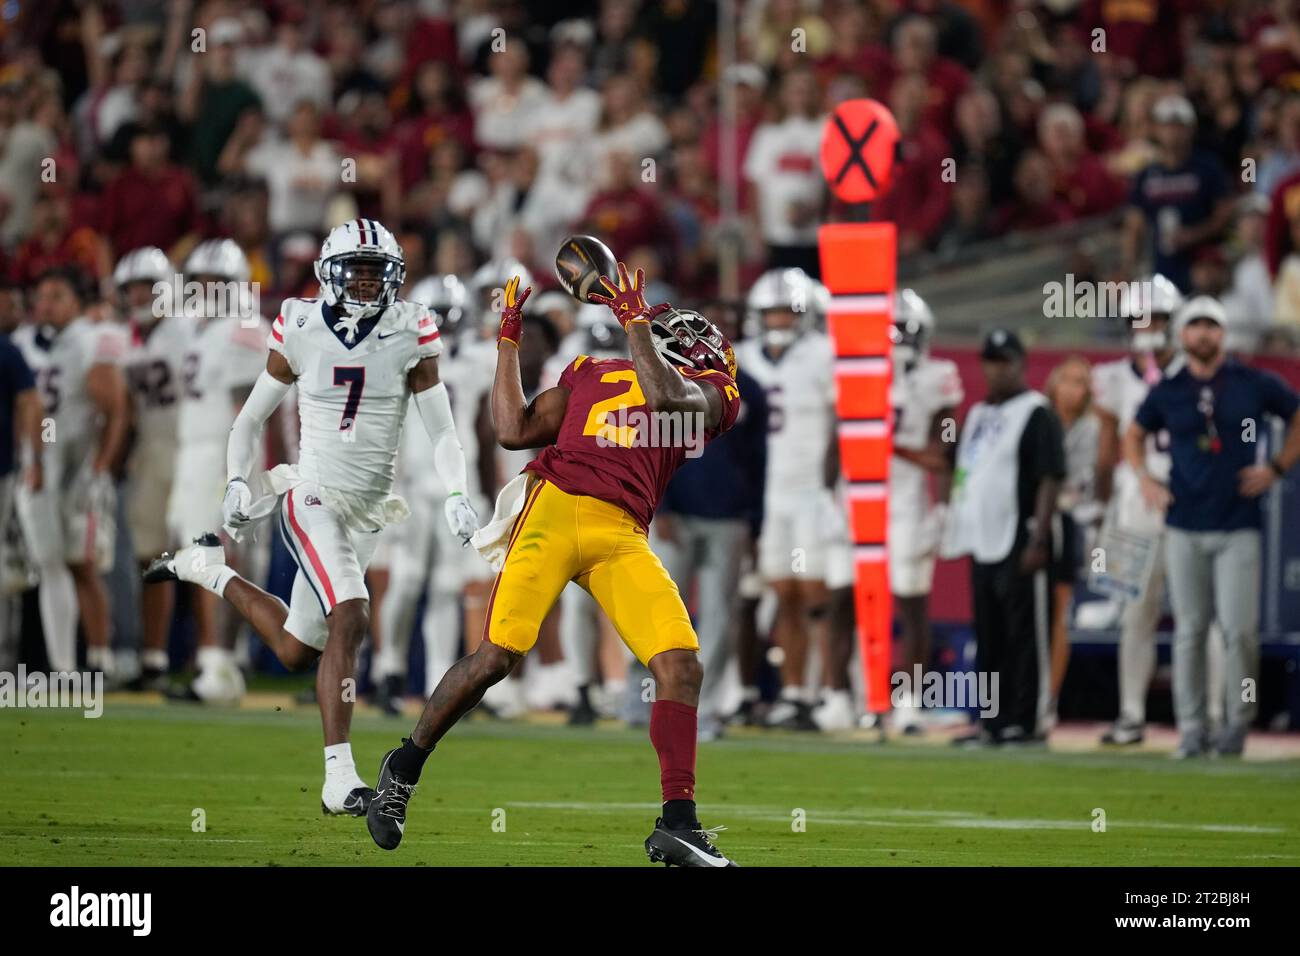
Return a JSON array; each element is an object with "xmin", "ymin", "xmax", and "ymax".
[{"xmin": 554, "ymin": 234, "xmax": 618, "ymax": 303}]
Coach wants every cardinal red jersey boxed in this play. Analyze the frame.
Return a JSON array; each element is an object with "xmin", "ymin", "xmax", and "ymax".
[{"xmin": 525, "ymin": 355, "xmax": 741, "ymax": 529}]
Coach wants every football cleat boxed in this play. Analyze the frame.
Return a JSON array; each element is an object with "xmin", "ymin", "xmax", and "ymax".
[
  {"xmin": 812, "ymin": 689, "xmax": 856, "ymax": 731},
  {"xmin": 366, "ymin": 748, "xmax": 418, "ymax": 850},
  {"xmin": 321, "ymin": 778, "xmax": 376, "ymax": 817},
  {"xmin": 1100, "ymin": 720, "xmax": 1145, "ymax": 746},
  {"xmin": 142, "ymin": 533, "xmax": 224, "ymax": 584},
  {"xmin": 645, "ymin": 818, "xmax": 738, "ymax": 868},
  {"xmin": 765, "ymin": 698, "xmax": 818, "ymax": 731},
  {"xmin": 371, "ymin": 674, "xmax": 405, "ymax": 718}
]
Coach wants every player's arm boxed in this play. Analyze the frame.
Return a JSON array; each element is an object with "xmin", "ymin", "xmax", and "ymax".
[
  {"xmin": 409, "ymin": 355, "xmax": 482, "ymax": 543},
  {"xmin": 1093, "ymin": 404, "xmax": 1120, "ymax": 503},
  {"xmin": 85, "ymin": 362, "xmax": 129, "ymax": 476},
  {"xmin": 492, "ymin": 275, "xmax": 570, "ymax": 450},
  {"xmin": 474, "ymin": 396, "xmax": 499, "ymax": 498},
  {"xmin": 592, "ymin": 262, "xmax": 722, "ymax": 430},
  {"xmin": 894, "ymin": 405, "xmax": 957, "ymax": 476},
  {"xmin": 1122, "ymin": 418, "xmax": 1172, "ymax": 511},
  {"xmin": 223, "ymin": 351, "xmax": 294, "ymax": 529},
  {"xmin": 16, "ymin": 384, "xmax": 43, "ymax": 489}
]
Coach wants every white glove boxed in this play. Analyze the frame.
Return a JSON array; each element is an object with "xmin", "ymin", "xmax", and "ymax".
[
  {"xmin": 444, "ymin": 492, "xmax": 480, "ymax": 547},
  {"xmin": 87, "ymin": 470, "xmax": 115, "ymax": 515},
  {"xmin": 222, "ymin": 478, "xmax": 253, "ymax": 538}
]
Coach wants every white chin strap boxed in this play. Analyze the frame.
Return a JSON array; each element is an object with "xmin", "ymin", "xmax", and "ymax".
[
  {"xmin": 763, "ymin": 328, "xmax": 797, "ymax": 349},
  {"xmin": 332, "ymin": 302, "xmax": 382, "ymax": 342}
]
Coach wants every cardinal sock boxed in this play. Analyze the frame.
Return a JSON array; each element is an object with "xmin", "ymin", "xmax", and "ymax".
[{"xmin": 650, "ymin": 700, "xmax": 698, "ymax": 827}]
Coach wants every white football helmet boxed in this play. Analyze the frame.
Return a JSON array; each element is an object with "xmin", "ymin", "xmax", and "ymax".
[
  {"xmin": 314, "ymin": 219, "xmax": 405, "ymax": 318},
  {"xmin": 470, "ymin": 258, "xmax": 535, "ymax": 325},
  {"xmin": 1121, "ymin": 273, "xmax": 1183, "ymax": 353},
  {"xmin": 409, "ymin": 274, "xmax": 475, "ymax": 338},
  {"xmin": 745, "ymin": 268, "xmax": 829, "ymax": 347},
  {"xmin": 184, "ymin": 238, "xmax": 250, "ymax": 283},
  {"xmin": 114, "ymin": 246, "xmax": 174, "ymax": 323},
  {"xmin": 576, "ymin": 302, "xmax": 626, "ymax": 359},
  {"xmin": 892, "ymin": 288, "xmax": 935, "ymax": 367}
]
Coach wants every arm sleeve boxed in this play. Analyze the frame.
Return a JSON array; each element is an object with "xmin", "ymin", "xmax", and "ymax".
[
  {"xmin": 226, "ymin": 370, "xmax": 291, "ymax": 483},
  {"xmin": 413, "ymin": 381, "xmax": 467, "ymax": 496}
]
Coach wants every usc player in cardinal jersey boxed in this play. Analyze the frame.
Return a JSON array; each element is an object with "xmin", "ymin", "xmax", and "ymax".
[{"xmin": 366, "ymin": 263, "xmax": 742, "ymax": 867}]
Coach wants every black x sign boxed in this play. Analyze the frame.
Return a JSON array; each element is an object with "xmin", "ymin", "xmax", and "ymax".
[{"xmin": 831, "ymin": 112, "xmax": 879, "ymax": 191}]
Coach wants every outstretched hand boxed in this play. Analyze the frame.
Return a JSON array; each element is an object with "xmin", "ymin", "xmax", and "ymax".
[
  {"xmin": 589, "ymin": 261, "xmax": 650, "ymax": 329},
  {"xmin": 497, "ymin": 275, "xmax": 532, "ymax": 348}
]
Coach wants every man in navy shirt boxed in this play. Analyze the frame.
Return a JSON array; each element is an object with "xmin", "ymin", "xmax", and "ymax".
[
  {"xmin": 1, "ymin": 305, "xmax": 40, "ymax": 671},
  {"xmin": 1128, "ymin": 296, "xmax": 1300, "ymax": 757},
  {"xmin": 1122, "ymin": 95, "xmax": 1233, "ymax": 293}
]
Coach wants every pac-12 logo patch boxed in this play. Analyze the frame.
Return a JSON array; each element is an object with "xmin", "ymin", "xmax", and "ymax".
[{"xmin": 297, "ymin": 315, "xmax": 306, "ymax": 327}]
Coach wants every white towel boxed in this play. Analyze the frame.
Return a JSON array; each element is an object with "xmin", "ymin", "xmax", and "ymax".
[{"xmin": 470, "ymin": 473, "xmax": 532, "ymax": 571}]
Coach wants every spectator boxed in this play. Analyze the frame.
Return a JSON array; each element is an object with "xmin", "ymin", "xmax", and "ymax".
[
  {"xmin": 1045, "ymin": 355, "xmax": 1100, "ymax": 728},
  {"xmin": 99, "ymin": 124, "xmax": 200, "ymax": 261},
  {"xmin": 240, "ymin": 5, "xmax": 331, "ymax": 125},
  {"xmin": 0, "ymin": 88, "xmax": 60, "ymax": 246},
  {"xmin": 995, "ymin": 149, "xmax": 1074, "ymax": 233},
  {"xmin": 952, "ymin": 85, "xmax": 1021, "ymax": 207},
  {"xmin": 244, "ymin": 100, "xmax": 341, "ymax": 237},
  {"xmin": 524, "ymin": 43, "xmax": 601, "ymax": 191},
  {"xmin": 743, "ymin": 68, "xmax": 825, "ymax": 275},
  {"xmin": 1122, "ymin": 94, "xmax": 1232, "ymax": 292},
  {"xmin": 942, "ymin": 329, "xmax": 1066, "ymax": 746},
  {"xmin": 579, "ymin": 151, "xmax": 675, "ymax": 269},
  {"xmin": 886, "ymin": 14, "xmax": 969, "ymax": 139},
  {"xmin": 473, "ymin": 146, "xmax": 584, "ymax": 263},
  {"xmin": 10, "ymin": 191, "xmax": 107, "ymax": 288},
  {"xmin": 469, "ymin": 42, "xmax": 548, "ymax": 152},
  {"xmin": 1129, "ymin": 296, "xmax": 1300, "ymax": 757},
  {"xmin": 586, "ymin": 74, "xmax": 670, "ymax": 187},
  {"xmin": 394, "ymin": 60, "xmax": 475, "ymax": 191},
  {"xmin": 1223, "ymin": 195, "xmax": 1273, "ymax": 346},
  {"xmin": 870, "ymin": 74, "xmax": 954, "ymax": 256},
  {"xmin": 1038, "ymin": 103, "xmax": 1126, "ymax": 219},
  {"xmin": 179, "ymin": 17, "xmax": 262, "ymax": 186},
  {"xmin": 1256, "ymin": 93, "xmax": 1300, "ymax": 199}
]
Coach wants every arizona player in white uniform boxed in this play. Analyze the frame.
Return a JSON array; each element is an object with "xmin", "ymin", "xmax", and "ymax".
[
  {"xmin": 370, "ymin": 273, "xmax": 496, "ymax": 714},
  {"xmin": 14, "ymin": 267, "xmax": 130, "ymax": 676},
  {"xmin": 115, "ymin": 247, "xmax": 188, "ymax": 689},
  {"xmin": 735, "ymin": 267, "xmax": 840, "ymax": 730},
  {"xmin": 146, "ymin": 220, "xmax": 479, "ymax": 815},
  {"xmin": 1094, "ymin": 274, "xmax": 1222, "ymax": 745},
  {"xmin": 165, "ymin": 239, "xmax": 271, "ymax": 703},
  {"xmin": 884, "ymin": 290, "xmax": 963, "ymax": 733}
]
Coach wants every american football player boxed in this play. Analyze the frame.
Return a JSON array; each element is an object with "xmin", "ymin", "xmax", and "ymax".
[
  {"xmin": 13, "ymin": 266, "xmax": 129, "ymax": 678},
  {"xmin": 144, "ymin": 220, "xmax": 479, "ymax": 817},
  {"xmin": 115, "ymin": 246, "xmax": 187, "ymax": 690},
  {"xmin": 365, "ymin": 263, "xmax": 741, "ymax": 866},
  {"xmin": 162, "ymin": 239, "xmax": 270, "ymax": 704},
  {"xmin": 370, "ymin": 273, "xmax": 498, "ymax": 716},
  {"xmin": 883, "ymin": 289, "xmax": 963, "ymax": 734},
  {"xmin": 734, "ymin": 267, "xmax": 840, "ymax": 730}
]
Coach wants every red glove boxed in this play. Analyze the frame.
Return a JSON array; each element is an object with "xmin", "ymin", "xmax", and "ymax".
[
  {"xmin": 590, "ymin": 261, "xmax": 649, "ymax": 330},
  {"xmin": 497, "ymin": 275, "xmax": 531, "ymax": 348}
]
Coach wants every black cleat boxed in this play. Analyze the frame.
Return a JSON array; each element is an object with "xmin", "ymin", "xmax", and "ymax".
[
  {"xmin": 366, "ymin": 748, "xmax": 418, "ymax": 850},
  {"xmin": 645, "ymin": 818, "xmax": 737, "ymax": 867},
  {"xmin": 372, "ymin": 675, "xmax": 404, "ymax": 717},
  {"xmin": 143, "ymin": 532, "xmax": 222, "ymax": 583},
  {"xmin": 567, "ymin": 691, "xmax": 597, "ymax": 726}
]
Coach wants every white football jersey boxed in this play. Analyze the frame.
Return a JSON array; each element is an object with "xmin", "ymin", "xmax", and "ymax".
[
  {"xmin": 890, "ymin": 355, "xmax": 963, "ymax": 513},
  {"xmin": 13, "ymin": 317, "xmax": 128, "ymax": 469},
  {"xmin": 1091, "ymin": 355, "xmax": 1181, "ymax": 483},
  {"xmin": 178, "ymin": 315, "xmax": 270, "ymax": 445},
  {"xmin": 395, "ymin": 335, "xmax": 494, "ymax": 502},
  {"xmin": 271, "ymin": 297, "xmax": 442, "ymax": 499},
  {"xmin": 123, "ymin": 316, "xmax": 188, "ymax": 455},
  {"xmin": 735, "ymin": 331, "xmax": 836, "ymax": 499}
]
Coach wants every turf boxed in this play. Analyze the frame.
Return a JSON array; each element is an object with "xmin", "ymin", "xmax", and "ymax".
[{"xmin": 3, "ymin": 699, "xmax": 1299, "ymax": 866}]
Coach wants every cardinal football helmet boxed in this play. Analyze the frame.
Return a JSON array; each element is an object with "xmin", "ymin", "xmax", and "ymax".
[{"xmin": 650, "ymin": 307, "xmax": 736, "ymax": 379}]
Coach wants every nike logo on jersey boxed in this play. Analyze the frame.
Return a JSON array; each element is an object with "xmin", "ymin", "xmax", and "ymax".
[{"xmin": 377, "ymin": 330, "xmax": 400, "ymax": 339}]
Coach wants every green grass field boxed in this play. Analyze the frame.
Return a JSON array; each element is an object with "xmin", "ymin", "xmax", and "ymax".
[{"xmin": 4, "ymin": 696, "xmax": 1299, "ymax": 866}]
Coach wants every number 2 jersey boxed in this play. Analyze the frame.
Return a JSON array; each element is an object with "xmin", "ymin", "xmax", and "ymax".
[
  {"xmin": 525, "ymin": 354, "xmax": 742, "ymax": 530},
  {"xmin": 269, "ymin": 297, "xmax": 441, "ymax": 502}
]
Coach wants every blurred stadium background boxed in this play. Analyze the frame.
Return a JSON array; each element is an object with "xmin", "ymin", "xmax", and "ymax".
[{"xmin": 2, "ymin": 0, "xmax": 1300, "ymax": 744}]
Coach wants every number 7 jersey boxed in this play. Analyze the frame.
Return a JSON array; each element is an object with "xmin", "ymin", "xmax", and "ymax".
[{"xmin": 269, "ymin": 297, "xmax": 441, "ymax": 499}]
